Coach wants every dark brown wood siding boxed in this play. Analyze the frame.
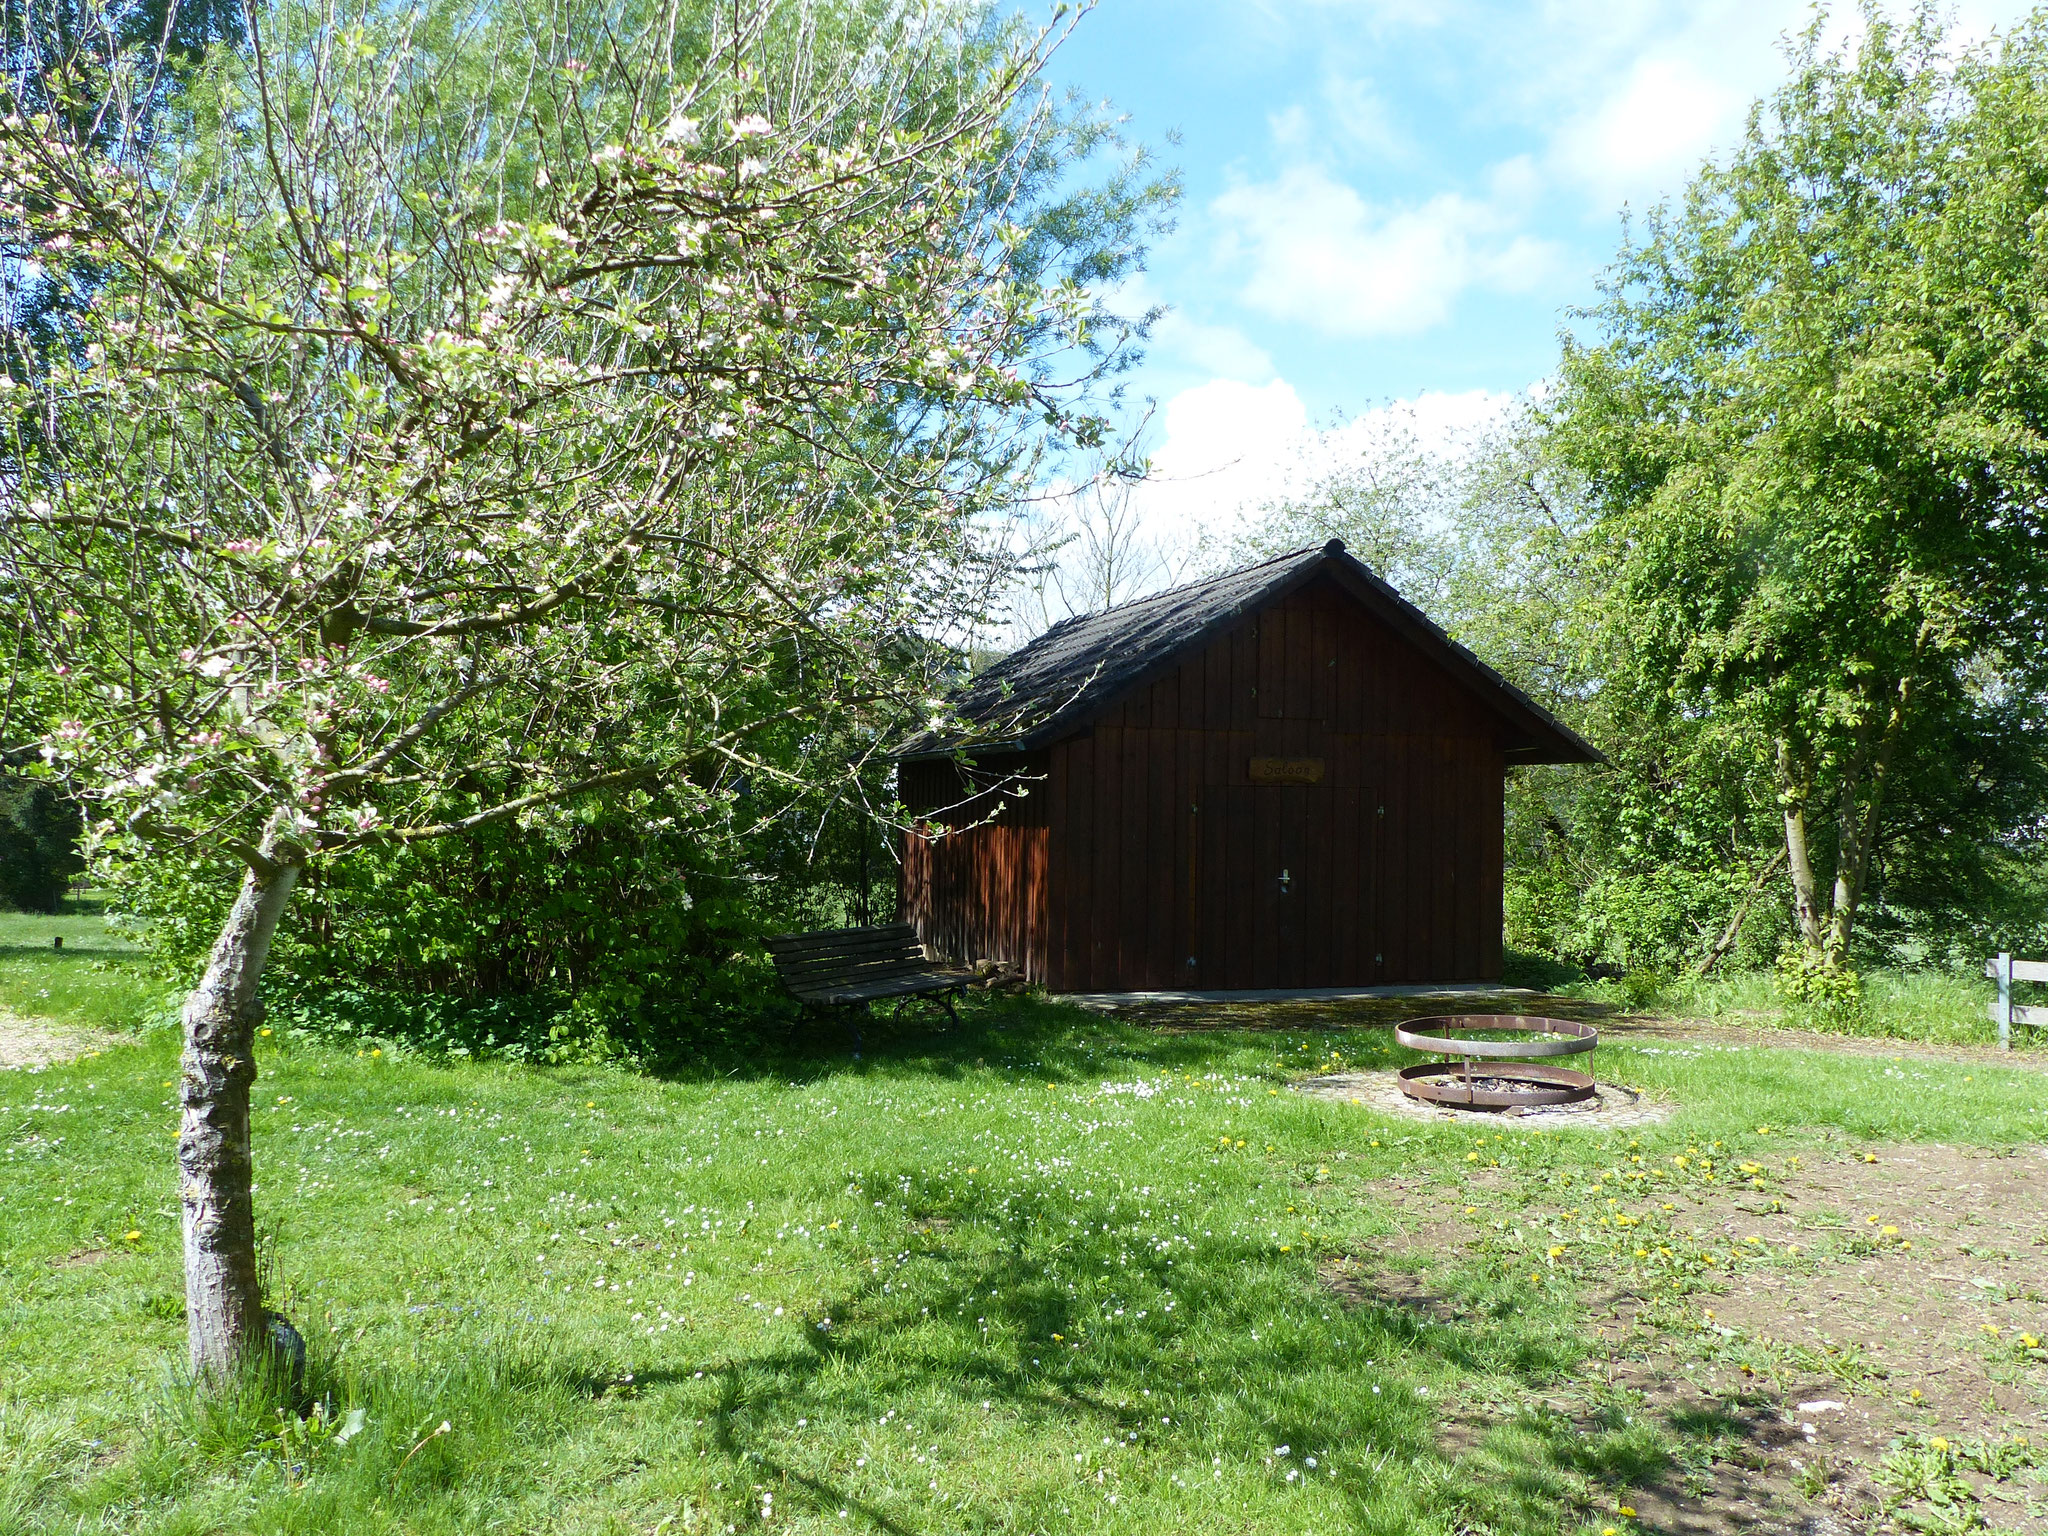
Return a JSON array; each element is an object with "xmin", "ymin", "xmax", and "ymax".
[
  {"xmin": 904, "ymin": 575, "xmax": 1510, "ymax": 992},
  {"xmin": 897, "ymin": 752, "xmax": 1050, "ymax": 981}
]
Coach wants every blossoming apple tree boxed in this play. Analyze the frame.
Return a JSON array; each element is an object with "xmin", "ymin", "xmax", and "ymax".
[{"xmin": 0, "ymin": 0, "xmax": 1152, "ymax": 1380}]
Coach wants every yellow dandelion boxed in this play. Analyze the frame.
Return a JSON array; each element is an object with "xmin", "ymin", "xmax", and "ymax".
[
  {"xmin": 1931, "ymin": 1436, "xmax": 1949, "ymax": 1452},
  {"xmin": 123, "ymin": 1229, "xmax": 141, "ymax": 1241}
]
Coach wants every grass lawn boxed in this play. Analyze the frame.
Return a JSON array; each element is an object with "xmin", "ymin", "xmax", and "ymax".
[
  {"xmin": 0, "ymin": 904, "xmax": 166, "ymax": 1036},
  {"xmin": 5, "ymin": 972, "xmax": 2047, "ymax": 1535}
]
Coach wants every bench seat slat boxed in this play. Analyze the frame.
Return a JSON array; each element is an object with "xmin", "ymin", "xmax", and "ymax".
[
  {"xmin": 770, "ymin": 958, "xmax": 925, "ymax": 978},
  {"xmin": 764, "ymin": 925, "xmax": 919, "ymax": 954},
  {"xmin": 805, "ymin": 972, "xmax": 976, "ymax": 1004},
  {"xmin": 774, "ymin": 954, "xmax": 929, "ymax": 980},
  {"xmin": 767, "ymin": 924, "xmax": 968, "ymax": 1026},
  {"xmin": 774, "ymin": 945, "xmax": 925, "ymax": 967}
]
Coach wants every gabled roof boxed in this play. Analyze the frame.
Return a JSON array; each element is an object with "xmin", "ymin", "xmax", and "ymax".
[{"xmin": 895, "ymin": 539, "xmax": 1603, "ymax": 766}]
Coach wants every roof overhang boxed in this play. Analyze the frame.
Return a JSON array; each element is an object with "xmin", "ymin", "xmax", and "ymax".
[{"xmin": 894, "ymin": 541, "xmax": 1604, "ymax": 767}]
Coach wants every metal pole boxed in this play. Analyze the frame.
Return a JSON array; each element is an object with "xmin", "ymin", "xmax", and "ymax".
[{"xmin": 1997, "ymin": 951, "xmax": 2012, "ymax": 1052}]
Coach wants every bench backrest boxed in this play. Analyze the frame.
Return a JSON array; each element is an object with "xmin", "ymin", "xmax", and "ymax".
[{"xmin": 764, "ymin": 924, "xmax": 935, "ymax": 1000}]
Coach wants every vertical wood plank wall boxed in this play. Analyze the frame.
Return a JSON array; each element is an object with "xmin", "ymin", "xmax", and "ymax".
[
  {"xmin": 901, "ymin": 575, "xmax": 1509, "ymax": 992},
  {"xmin": 897, "ymin": 753, "xmax": 1050, "ymax": 980}
]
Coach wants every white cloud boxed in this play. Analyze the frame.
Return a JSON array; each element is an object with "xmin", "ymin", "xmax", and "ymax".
[
  {"xmin": 1004, "ymin": 378, "xmax": 1520, "ymax": 640},
  {"xmin": 1127, "ymin": 379, "xmax": 1515, "ymax": 556},
  {"xmin": 1548, "ymin": 54, "xmax": 1747, "ymax": 208},
  {"xmin": 1320, "ymin": 73, "xmax": 1410, "ymax": 162},
  {"xmin": 1131, "ymin": 377, "xmax": 1312, "ymax": 552},
  {"xmin": 1104, "ymin": 271, "xmax": 1276, "ymax": 386},
  {"xmin": 1151, "ymin": 311, "xmax": 1278, "ymax": 384},
  {"xmin": 1211, "ymin": 164, "xmax": 1558, "ymax": 337},
  {"xmin": 1538, "ymin": 2, "xmax": 2033, "ymax": 209}
]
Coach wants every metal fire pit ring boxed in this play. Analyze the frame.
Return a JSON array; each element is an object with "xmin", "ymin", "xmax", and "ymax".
[{"xmin": 1394, "ymin": 1016, "xmax": 1598, "ymax": 1111}]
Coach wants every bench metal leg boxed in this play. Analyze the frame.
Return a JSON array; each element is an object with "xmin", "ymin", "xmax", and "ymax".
[{"xmin": 889, "ymin": 990, "xmax": 960, "ymax": 1027}]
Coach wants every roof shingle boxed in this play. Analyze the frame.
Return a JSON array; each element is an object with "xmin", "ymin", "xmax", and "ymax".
[{"xmin": 896, "ymin": 539, "xmax": 1601, "ymax": 765}]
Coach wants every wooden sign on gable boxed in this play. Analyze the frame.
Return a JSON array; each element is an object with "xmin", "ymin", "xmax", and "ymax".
[{"xmin": 1248, "ymin": 757, "xmax": 1324, "ymax": 785}]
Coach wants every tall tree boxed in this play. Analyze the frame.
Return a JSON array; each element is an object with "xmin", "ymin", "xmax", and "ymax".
[
  {"xmin": 1552, "ymin": 5, "xmax": 2048, "ymax": 974},
  {"xmin": 1, "ymin": 0, "xmax": 1160, "ymax": 1381},
  {"xmin": 1, "ymin": 0, "xmax": 243, "ymax": 370}
]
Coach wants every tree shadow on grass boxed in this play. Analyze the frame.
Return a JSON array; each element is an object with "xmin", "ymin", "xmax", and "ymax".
[
  {"xmin": 508, "ymin": 1167, "xmax": 1622, "ymax": 1534},
  {"xmin": 652, "ymin": 990, "xmax": 1448, "ymax": 1095}
]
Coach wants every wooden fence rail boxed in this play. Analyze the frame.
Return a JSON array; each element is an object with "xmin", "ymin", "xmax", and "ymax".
[{"xmin": 1982, "ymin": 952, "xmax": 2048, "ymax": 1050}]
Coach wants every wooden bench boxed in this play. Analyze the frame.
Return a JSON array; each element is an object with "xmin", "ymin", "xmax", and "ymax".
[{"xmin": 765, "ymin": 923, "xmax": 974, "ymax": 1026}]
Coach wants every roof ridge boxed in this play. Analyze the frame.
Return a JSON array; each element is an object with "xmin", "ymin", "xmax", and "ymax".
[
  {"xmin": 1040, "ymin": 541, "xmax": 1324, "ymax": 631},
  {"xmin": 896, "ymin": 537, "xmax": 1599, "ymax": 765}
]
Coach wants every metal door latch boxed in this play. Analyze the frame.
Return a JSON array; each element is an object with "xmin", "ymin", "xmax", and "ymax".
[{"xmin": 1278, "ymin": 868, "xmax": 1291, "ymax": 892}]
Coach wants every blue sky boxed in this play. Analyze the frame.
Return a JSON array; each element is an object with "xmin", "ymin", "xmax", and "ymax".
[{"xmin": 1031, "ymin": 0, "xmax": 2037, "ymax": 558}]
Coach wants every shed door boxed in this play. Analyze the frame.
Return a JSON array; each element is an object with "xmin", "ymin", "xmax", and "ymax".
[{"xmin": 1192, "ymin": 784, "xmax": 1379, "ymax": 989}]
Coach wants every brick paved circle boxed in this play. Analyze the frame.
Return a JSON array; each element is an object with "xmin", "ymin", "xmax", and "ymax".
[{"xmin": 1291, "ymin": 1068, "xmax": 1672, "ymax": 1129}]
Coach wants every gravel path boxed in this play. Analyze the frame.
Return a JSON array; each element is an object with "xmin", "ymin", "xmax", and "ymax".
[{"xmin": 0, "ymin": 1007, "xmax": 122, "ymax": 1070}]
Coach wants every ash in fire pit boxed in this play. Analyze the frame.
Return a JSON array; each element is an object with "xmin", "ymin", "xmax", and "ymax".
[{"xmin": 1393, "ymin": 1016, "xmax": 1598, "ymax": 1111}]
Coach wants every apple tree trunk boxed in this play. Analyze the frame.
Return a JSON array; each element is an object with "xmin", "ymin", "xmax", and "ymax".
[{"xmin": 178, "ymin": 851, "xmax": 300, "ymax": 1382}]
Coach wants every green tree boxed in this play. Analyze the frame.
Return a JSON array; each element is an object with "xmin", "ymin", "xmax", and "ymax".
[
  {"xmin": 1551, "ymin": 5, "xmax": 2048, "ymax": 976},
  {"xmin": 1, "ymin": 0, "xmax": 1160, "ymax": 1381},
  {"xmin": 0, "ymin": 762, "xmax": 82, "ymax": 909}
]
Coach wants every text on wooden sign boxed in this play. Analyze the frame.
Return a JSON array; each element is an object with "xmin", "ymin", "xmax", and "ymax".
[{"xmin": 1248, "ymin": 757, "xmax": 1325, "ymax": 784}]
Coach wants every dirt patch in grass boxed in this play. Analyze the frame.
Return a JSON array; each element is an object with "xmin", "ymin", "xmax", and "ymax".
[
  {"xmin": 49, "ymin": 1247, "xmax": 115, "ymax": 1268},
  {"xmin": 1339, "ymin": 1144, "xmax": 2048, "ymax": 1535},
  {"xmin": 0, "ymin": 1007, "xmax": 121, "ymax": 1070}
]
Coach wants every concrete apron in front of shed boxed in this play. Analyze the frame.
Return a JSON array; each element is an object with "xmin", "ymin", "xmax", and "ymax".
[{"xmin": 1056, "ymin": 982, "xmax": 1539, "ymax": 1008}]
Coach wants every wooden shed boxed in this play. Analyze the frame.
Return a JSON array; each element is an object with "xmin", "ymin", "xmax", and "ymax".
[{"xmin": 894, "ymin": 539, "xmax": 1600, "ymax": 993}]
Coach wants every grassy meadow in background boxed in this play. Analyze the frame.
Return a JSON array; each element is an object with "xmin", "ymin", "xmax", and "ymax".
[
  {"xmin": 0, "ymin": 905, "xmax": 167, "ymax": 1036},
  {"xmin": 4, "ymin": 946, "xmax": 2046, "ymax": 1534}
]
